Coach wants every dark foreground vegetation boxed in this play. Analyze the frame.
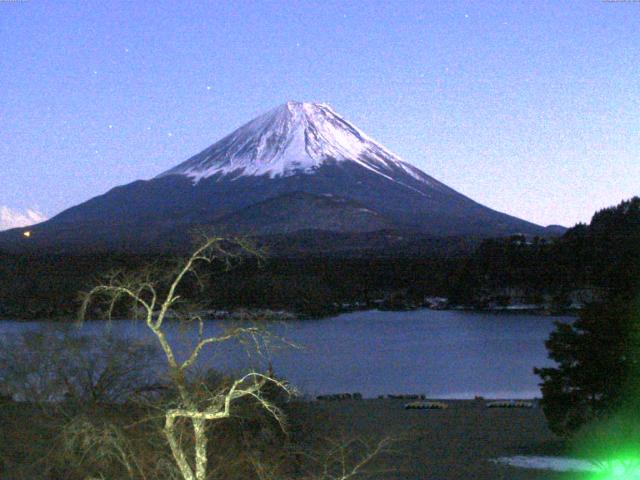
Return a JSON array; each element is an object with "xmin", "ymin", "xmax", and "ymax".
[
  {"xmin": 0, "ymin": 383, "xmax": 300, "ymax": 479},
  {"xmin": 0, "ymin": 394, "xmax": 573, "ymax": 480}
]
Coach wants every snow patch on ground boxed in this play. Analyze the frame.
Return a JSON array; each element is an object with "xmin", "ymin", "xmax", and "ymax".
[{"xmin": 493, "ymin": 455, "xmax": 597, "ymax": 472}]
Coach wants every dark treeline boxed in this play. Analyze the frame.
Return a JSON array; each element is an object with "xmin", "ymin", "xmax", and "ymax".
[
  {"xmin": 1, "ymin": 196, "xmax": 638, "ymax": 320},
  {"xmin": 203, "ymin": 256, "xmax": 459, "ymax": 316},
  {"xmin": 0, "ymin": 253, "xmax": 159, "ymax": 319},
  {"xmin": 0, "ymin": 251, "xmax": 460, "ymax": 319},
  {"xmin": 450, "ymin": 197, "xmax": 640, "ymax": 307}
]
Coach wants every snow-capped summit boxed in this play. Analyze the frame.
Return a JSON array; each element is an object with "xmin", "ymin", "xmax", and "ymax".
[{"xmin": 159, "ymin": 101, "xmax": 427, "ymax": 184}]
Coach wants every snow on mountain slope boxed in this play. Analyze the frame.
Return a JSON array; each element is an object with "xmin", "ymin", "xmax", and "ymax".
[
  {"xmin": 159, "ymin": 101, "xmax": 438, "ymax": 192},
  {"xmin": 0, "ymin": 206, "xmax": 46, "ymax": 231}
]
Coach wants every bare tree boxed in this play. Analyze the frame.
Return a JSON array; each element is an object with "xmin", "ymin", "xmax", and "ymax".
[
  {"xmin": 297, "ymin": 436, "xmax": 400, "ymax": 480},
  {"xmin": 0, "ymin": 325, "xmax": 158, "ymax": 409},
  {"xmin": 61, "ymin": 414, "xmax": 150, "ymax": 480},
  {"xmin": 79, "ymin": 236, "xmax": 294, "ymax": 480},
  {"xmin": 242, "ymin": 434, "xmax": 400, "ymax": 480}
]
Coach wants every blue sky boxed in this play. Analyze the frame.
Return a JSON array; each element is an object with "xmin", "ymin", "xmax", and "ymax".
[{"xmin": 1, "ymin": 0, "xmax": 638, "ymax": 227}]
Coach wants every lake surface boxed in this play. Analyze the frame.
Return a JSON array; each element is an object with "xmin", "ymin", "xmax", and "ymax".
[{"xmin": 0, "ymin": 309, "xmax": 571, "ymax": 399}]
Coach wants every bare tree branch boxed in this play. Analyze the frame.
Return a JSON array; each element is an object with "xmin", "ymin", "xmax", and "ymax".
[{"xmin": 78, "ymin": 235, "xmax": 290, "ymax": 480}]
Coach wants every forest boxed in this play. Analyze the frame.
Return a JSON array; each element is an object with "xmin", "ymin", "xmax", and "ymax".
[{"xmin": 1, "ymin": 196, "xmax": 638, "ymax": 320}]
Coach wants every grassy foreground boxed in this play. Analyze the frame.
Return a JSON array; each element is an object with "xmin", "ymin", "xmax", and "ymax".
[
  {"xmin": 1, "ymin": 396, "xmax": 582, "ymax": 480},
  {"xmin": 292, "ymin": 398, "xmax": 572, "ymax": 480}
]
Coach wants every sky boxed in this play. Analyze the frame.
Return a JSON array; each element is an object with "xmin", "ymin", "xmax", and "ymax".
[{"xmin": 1, "ymin": 0, "xmax": 638, "ymax": 228}]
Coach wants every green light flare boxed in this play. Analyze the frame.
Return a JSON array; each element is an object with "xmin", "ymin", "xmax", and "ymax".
[{"xmin": 592, "ymin": 458, "xmax": 640, "ymax": 480}]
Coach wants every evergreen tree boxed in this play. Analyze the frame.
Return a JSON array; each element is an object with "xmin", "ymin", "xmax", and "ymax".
[
  {"xmin": 535, "ymin": 297, "xmax": 640, "ymax": 435},
  {"xmin": 535, "ymin": 197, "xmax": 640, "ymax": 436}
]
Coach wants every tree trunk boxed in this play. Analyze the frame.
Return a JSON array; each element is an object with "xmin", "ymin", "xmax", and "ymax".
[
  {"xmin": 193, "ymin": 418, "xmax": 208, "ymax": 480},
  {"xmin": 165, "ymin": 415, "xmax": 196, "ymax": 480}
]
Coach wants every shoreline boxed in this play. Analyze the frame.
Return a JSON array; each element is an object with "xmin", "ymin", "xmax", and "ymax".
[{"xmin": 0, "ymin": 304, "xmax": 579, "ymax": 322}]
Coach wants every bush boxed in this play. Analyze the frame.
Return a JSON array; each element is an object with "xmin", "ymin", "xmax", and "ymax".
[{"xmin": 0, "ymin": 325, "xmax": 160, "ymax": 405}]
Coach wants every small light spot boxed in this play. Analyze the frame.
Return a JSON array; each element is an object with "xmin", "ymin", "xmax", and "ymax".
[
  {"xmin": 167, "ymin": 132, "xmax": 173, "ymax": 137},
  {"xmin": 206, "ymin": 85, "xmax": 212, "ymax": 90},
  {"xmin": 108, "ymin": 124, "xmax": 113, "ymax": 129},
  {"xmin": 23, "ymin": 231, "xmax": 31, "ymax": 238}
]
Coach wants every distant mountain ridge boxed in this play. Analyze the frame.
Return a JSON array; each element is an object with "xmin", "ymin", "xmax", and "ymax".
[{"xmin": 0, "ymin": 101, "xmax": 558, "ymax": 253}]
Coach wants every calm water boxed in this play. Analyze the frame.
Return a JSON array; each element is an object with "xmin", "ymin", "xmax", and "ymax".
[{"xmin": 0, "ymin": 309, "xmax": 570, "ymax": 399}]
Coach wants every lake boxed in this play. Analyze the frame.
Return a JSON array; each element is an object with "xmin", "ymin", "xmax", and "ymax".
[{"xmin": 0, "ymin": 309, "xmax": 571, "ymax": 399}]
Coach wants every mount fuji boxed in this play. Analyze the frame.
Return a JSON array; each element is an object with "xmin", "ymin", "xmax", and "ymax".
[{"xmin": 0, "ymin": 101, "xmax": 551, "ymax": 253}]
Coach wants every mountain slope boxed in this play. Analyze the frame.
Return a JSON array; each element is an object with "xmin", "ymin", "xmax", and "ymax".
[
  {"xmin": 0, "ymin": 101, "xmax": 548, "ymax": 253},
  {"xmin": 213, "ymin": 191, "xmax": 397, "ymax": 235}
]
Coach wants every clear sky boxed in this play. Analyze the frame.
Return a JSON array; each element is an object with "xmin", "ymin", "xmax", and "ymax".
[{"xmin": 1, "ymin": 0, "xmax": 638, "ymax": 228}]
